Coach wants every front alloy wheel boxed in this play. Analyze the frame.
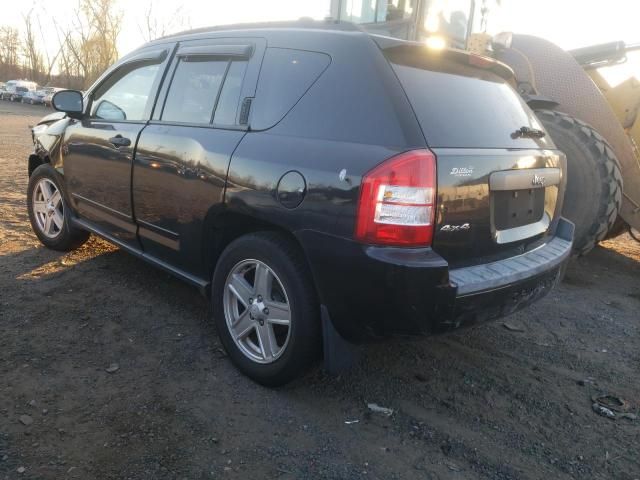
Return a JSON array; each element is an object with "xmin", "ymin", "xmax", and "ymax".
[
  {"xmin": 32, "ymin": 178, "xmax": 64, "ymax": 239},
  {"xmin": 27, "ymin": 164, "xmax": 89, "ymax": 251}
]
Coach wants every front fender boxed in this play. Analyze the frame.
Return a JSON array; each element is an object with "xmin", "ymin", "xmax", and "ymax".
[{"xmin": 31, "ymin": 116, "xmax": 72, "ymax": 163}]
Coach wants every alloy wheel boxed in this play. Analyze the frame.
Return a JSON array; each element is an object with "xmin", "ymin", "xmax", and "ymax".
[
  {"xmin": 32, "ymin": 178, "xmax": 64, "ymax": 239},
  {"xmin": 223, "ymin": 259, "xmax": 292, "ymax": 364}
]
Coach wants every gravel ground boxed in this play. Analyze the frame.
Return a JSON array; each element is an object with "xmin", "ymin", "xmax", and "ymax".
[{"xmin": 1, "ymin": 101, "xmax": 639, "ymax": 480}]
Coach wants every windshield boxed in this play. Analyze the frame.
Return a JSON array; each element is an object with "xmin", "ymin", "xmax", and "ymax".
[{"xmin": 16, "ymin": 87, "xmax": 28, "ymax": 93}]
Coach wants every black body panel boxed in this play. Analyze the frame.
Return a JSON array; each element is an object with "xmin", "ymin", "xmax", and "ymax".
[
  {"xmin": 63, "ymin": 120, "xmax": 145, "ymax": 246},
  {"xmin": 133, "ymin": 125, "xmax": 245, "ymax": 276}
]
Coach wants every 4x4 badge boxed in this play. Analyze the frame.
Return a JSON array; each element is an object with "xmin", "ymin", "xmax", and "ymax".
[{"xmin": 440, "ymin": 223, "xmax": 471, "ymax": 232}]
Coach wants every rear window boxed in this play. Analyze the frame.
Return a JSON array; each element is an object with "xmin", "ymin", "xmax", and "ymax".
[
  {"xmin": 386, "ymin": 47, "xmax": 548, "ymax": 149},
  {"xmin": 251, "ymin": 48, "xmax": 330, "ymax": 130}
]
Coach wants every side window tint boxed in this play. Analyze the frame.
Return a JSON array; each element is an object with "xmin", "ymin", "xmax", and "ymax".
[
  {"xmin": 162, "ymin": 59, "xmax": 227, "ymax": 124},
  {"xmin": 213, "ymin": 61, "xmax": 247, "ymax": 125},
  {"xmin": 91, "ymin": 62, "xmax": 160, "ymax": 121},
  {"xmin": 251, "ymin": 48, "xmax": 330, "ymax": 130}
]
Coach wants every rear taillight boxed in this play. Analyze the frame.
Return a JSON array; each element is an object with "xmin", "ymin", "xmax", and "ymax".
[{"xmin": 355, "ymin": 149, "xmax": 436, "ymax": 247}]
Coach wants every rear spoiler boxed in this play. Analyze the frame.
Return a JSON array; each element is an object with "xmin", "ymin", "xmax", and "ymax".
[{"xmin": 371, "ymin": 34, "xmax": 515, "ymax": 82}]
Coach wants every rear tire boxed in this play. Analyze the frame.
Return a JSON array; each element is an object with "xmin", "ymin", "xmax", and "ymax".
[
  {"xmin": 27, "ymin": 164, "xmax": 90, "ymax": 251},
  {"xmin": 212, "ymin": 232, "xmax": 320, "ymax": 386},
  {"xmin": 536, "ymin": 110, "xmax": 623, "ymax": 255}
]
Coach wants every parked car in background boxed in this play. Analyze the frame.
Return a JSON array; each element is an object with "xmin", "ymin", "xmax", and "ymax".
[
  {"xmin": 26, "ymin": 21, "xmax": 574, "ymax": 386},
  {"xmin": 22, "ymin": 91, "xmax": 46, "ymax": 105},
  {"xmin": 10, "ymin": 86, "xmax": 30, "ymax": 102},
  {"xmin": 2, "ymin": 80, "xmax": 38, "ymax": 102},
  {"xmin": 1, "ymin": 80, "xmax": 16, "ymax": 100}
]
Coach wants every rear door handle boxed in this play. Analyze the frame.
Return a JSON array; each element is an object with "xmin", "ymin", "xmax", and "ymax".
[{"xmin": 109, "ymin": 135, "xmax": 131, "ymax": 147}]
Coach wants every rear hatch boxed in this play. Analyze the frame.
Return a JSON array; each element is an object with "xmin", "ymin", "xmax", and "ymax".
[{"xmin": 379, "ymin": 41, "xmax": 565, "ymax": 267}]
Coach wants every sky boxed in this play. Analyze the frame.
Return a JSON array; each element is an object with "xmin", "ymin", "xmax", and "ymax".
[{"xmin": 4, "ymin": 0, "xmax": 640, "ymax": 85}]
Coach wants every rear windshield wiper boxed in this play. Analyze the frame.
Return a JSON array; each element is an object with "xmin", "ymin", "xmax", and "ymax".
[{"xmin": 511, "ymin": 126, "xmax": 546, "ymax": 139}]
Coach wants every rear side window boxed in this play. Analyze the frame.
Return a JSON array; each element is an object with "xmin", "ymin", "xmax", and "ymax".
[
  {"xmin": 162, "ymin": 58, "xmax": 247, "ymax": 125},
  {"xmin": 385, "ymin": 47, "xmax": 549, "ymax": 149},
  {"xmin": 162, "ymin": 59, "xmax": 227, "ymax": 124},
  {"xmin": 251, "ymin": 48, "xmax": 330, "ymax": 130},
  {"xmin": 214, "ymin": 61, "xmax": 248, "ymax": 125}
]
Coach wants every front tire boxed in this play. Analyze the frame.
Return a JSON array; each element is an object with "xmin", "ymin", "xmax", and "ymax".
[
  {"xmin": 212, "ymin": 232, "xmax": 320, "ymax": 386},
  {"xmin": 27, "ymin": 164, "xmax": 89, "ymax": 251},
  {"xmin": 536, "ymin": 110, "xmax": 623, "ymax": 256}
]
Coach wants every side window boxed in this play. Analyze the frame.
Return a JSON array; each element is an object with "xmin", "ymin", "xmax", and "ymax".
[
  {"xmin": 90, "ymin": 62, "xmax": 161, "ymax": 122},
  {"xmin": 251, "ymin": 48, "xmax": 330, "ymax": 130},
  {"xmin": 161, "ymin": 56, "xmax": 248, "ymax": 126},
  {"xmin": 162, "ymin": 59, "xmax": 227, "ymax": 124},
  {"xmin": 213, "ymin": 61, "xmax": 247, "ymax": 125}
]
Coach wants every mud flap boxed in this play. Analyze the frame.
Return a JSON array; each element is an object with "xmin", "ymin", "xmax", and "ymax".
[{"xmin": 321, "ymin": 305, "xmax": 361, "ymax": 375}]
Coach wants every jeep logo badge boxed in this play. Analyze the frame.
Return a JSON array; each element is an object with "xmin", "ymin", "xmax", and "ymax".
[{"xmin": 532, "ymin": 174, "xmax": 545, "ymax": 186}]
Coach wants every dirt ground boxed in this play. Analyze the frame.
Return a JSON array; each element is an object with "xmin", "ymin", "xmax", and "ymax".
[{"xmin": 0, "ymin": 101, "xmax": 639, "ymax": 480}]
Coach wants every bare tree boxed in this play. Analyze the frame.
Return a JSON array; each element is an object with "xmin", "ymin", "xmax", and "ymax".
[
  {"xmin": 59, "ymin": 0, "xmax": 123, "ymax": 88},
  {"xmin": 0, "ymin": 26, "xmax": 22, "ymax": 79},
  {"xmin": 22, "ymin": 9, "xmax": 44, "ymax": 82},
  {"xmin": 138, "ymin": 2, "xmax": 189, "ymax": 42}
]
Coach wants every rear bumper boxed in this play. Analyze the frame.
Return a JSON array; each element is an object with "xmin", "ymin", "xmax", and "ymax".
[{"xmin": 298, "ymin": 218, "xmax": 574, "ymax": 342}]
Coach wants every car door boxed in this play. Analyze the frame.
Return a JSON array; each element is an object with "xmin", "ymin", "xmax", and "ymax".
[
  {"xmin": 132, "ymin": 38, "xmax": 265, "ymax": 277},
  {"xmin": 61, "ymin": 46, "xmax": 173, "ymax": 246}
]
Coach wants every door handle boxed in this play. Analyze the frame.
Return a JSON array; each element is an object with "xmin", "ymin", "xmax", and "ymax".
[{"xmin": 109, "ymin": 135, "xmax": 131, "ymax": 147}]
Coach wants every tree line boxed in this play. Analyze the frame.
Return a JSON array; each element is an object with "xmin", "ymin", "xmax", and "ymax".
[{"xmin": 0, "ymin": 0, "xmax": 188, "ymax": 90}]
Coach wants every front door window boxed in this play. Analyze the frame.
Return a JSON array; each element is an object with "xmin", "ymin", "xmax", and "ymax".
[{"xmin": 90, "ymin": 62, "xmax": 160, "ymax": 122}]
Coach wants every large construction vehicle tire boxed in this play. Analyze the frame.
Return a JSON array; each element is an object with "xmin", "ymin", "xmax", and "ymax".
[
  {"xmin": 535, "ymin": 110, "xmax": 623, "ymax": 255},
  {"xmin": 495, "ymin": 34, "xmax": 640, "ymax": 235},
  {"xmin": 603, "ymin": 216, "xmax": 628, "ymax": 240}
]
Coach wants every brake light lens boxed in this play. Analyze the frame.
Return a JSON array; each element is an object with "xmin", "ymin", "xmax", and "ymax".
[{"xmin": 355, "ymin": 149, "xmax": 436, "ymax": 246}]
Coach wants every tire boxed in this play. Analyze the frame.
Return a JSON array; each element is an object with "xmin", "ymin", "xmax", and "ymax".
[
  {"xmin": 212, "ymin": 232, "xmax": 320, "ymax": 386},
  {"xmin": 536, "ymin": 110, "xmax": 623, "ymax": 256},
  {"xmin": 27, "ymin": 164, "xmax": 90, "ymax": 251}
]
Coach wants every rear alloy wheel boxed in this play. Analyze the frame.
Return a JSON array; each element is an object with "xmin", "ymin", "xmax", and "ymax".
[
  {"xmin": 212, "ymin": 232, "xmax": 320, "ymax": 386},
  {"xmin": 223, "ymin": 259, "xmax": 292, "ymax": 364},
  {"xmin": 28, "ymin": 164, "xmax": 90, "ymax": 251}
]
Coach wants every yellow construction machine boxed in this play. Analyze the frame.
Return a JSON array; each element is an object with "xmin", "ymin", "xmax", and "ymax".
[{"xmin": 331, "ymin": 0, "xmax": 640, "ymax": 252}]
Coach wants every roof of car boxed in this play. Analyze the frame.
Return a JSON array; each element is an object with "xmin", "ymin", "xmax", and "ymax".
[{"xmin": 157, "ymin": 19, "xmax": 362, "ymax": 41}]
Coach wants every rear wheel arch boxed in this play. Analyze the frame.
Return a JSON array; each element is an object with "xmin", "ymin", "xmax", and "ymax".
[{"xmin": 202, "ymin": 211, "xmax": 319, "ymax": 297}]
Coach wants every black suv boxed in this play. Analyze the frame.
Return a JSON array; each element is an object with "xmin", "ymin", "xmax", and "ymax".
[{"xmin": 27, "ymin": 21, "xmax": 573, "ymax": 385}]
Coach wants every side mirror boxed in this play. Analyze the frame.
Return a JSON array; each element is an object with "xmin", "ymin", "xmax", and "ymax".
[{"xmin": 52, "ymin": 90, "xmax": 84, "ymax": 118}]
